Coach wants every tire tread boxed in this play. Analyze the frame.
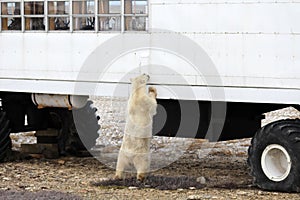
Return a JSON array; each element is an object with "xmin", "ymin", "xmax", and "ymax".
[
  {"xmin": 248, "ymin": 118, "xmax": 300, "ymax": 192},
  {"xmin": 0, "ymin": 111, "xmax": 12, "ymax": 162}
]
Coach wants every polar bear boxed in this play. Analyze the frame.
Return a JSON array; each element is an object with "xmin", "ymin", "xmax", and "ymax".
[{"xmin": 115, "ymin": 74, "xmax": 157, "ymax": 181}]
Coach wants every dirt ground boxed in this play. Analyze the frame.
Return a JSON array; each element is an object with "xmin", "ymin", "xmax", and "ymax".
[
  {"xmin": 1, "ymin": 138, "xmax": 300, "ymax": 200},
  {"xmin": 1, "ymin": 101, "xmax": 300, "ymax": 199}
]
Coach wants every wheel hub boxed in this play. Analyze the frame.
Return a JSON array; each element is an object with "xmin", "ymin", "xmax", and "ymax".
[{"xmin": 261, "ymin": 144, "xmax": 292, "ymax": 182}]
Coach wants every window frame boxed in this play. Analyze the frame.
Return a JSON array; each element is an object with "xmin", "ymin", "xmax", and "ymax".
[
  {"xmin": 72, "ymin": 0, "xmax": 96, "ymax": 32},
  {"xmin": 97, "ymin": 0, "xmax": 122, "ymax": 32},
  {"xmin": 47, "ymin": 0, "xmax": 70, "ymax": 32},
  {"xmin": 23, "ymin": 0, "xmax": 46, "ymax": 31},
  {"xmin": 0, "ymin": 0, "xmax": 22, "ymax": 31},
  {"xmin": 0, "ymin": 0, "xmax": 149, "ymax": 32}
]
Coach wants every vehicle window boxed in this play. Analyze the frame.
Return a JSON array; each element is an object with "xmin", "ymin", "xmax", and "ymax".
[
  {"xmin": 48, "ymin": 1, "xmax": 70, "ymax": 30},
  {"xmin": 24, "ymin": 1, "xmax": 45, "ymax": 30},
  {"xmin": 73, "ymin": 0, "xmax": 95, "ymax": 30},
  {"xmin": 1, "ymin": 2, "xmax": 21, "ymax": 31},
  {"xmin": 124, "ymin": 0, "xmax": 148, "ymax": 31},
  {"xmin": 0, "ymin": 0, "xmax": 148, "ymax": 32},
  {"xmin": 98, "ymin": 0, "xmax": 121, "ymax": 31}
]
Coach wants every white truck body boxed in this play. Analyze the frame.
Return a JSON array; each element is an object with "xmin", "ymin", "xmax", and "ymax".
[
  {"xmin": 2, "ymin": 1, "xmax": 300, "ymax": 191},
  {"xmin": 0, "ymin": 0, "xmax": 300, "ymax": 104}
]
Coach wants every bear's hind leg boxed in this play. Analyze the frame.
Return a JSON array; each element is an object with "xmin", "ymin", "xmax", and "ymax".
[
  {"xmin": 115, "ymin": 151, "xmax": 128, "ymax": 179},
  {"xmin": 133, "ymin": 154, "xmax": 150, "ymax": 181},
  {"xmin": 115, "ymin": 168, "xmax": 124, "ymax": 179},
  {"xmin": 137, "ymin": 172, "xmax": 147, "ymax": 182},
  {"xmin": 115, "ymin": 170, "xmax": 123, "ymax": 179}
]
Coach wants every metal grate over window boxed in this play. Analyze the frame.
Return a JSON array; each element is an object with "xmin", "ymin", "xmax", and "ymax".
[{"xmin": 0, "ymin": 0, "xmax": 148, "ymax": 32}]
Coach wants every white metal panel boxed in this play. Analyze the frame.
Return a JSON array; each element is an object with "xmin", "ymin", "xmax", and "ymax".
[
  {"xmin": 0, "ymin": 33, "xmax": 117, "ymax": 80},
  {"xmin": 1, "ymin": 33, "xmax": 299, "ymax": 81},
  {"xmin": 1, "ymin": 1, "xmax": 300, "ymax": 104},
  {"xmin": 1, "ymin": 79, "xmax": 300, "ymax": 104},
  {"xmin": 188, "ymin": 33, "xmax": 300, "ymax": 89},
  {"xmin": 151, "ymin": 2, "xmax": 300, "ymax": 33},
  {"xmin": 1, "ymin": 31, "xmax": 300, "ymax": 103},
  {"xmin": 150, "ymin": 0, "xmax": 300, "ymax": 5}
]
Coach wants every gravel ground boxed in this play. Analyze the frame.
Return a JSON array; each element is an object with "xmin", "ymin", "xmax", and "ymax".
[
  {"xmin": 1, "ymin": 98, "xmax": 300, "ymax": 199},
  {"xmin": 1, "ymin": 141, "xmax": 300, "ymax": 200}
]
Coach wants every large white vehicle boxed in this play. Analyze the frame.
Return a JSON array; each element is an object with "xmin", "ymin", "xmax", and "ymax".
[{"xmin": 1, "ymin": 0, "xmax": 300, "ymax": 192}]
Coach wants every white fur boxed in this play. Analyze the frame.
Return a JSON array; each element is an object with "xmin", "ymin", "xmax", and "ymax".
[{"xmin": 115, "ymin": 74, "xmax": 157, "ymax": 181}]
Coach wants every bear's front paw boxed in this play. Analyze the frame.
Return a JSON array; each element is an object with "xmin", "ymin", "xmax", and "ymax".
[{"xmin": 148, "ymin": 86, "xmax": 157, "ymax": 98}]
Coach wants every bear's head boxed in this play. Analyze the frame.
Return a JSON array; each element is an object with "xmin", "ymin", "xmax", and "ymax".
[{"xmin": 130, "ymin": 74, "xmax": 150, "ymax": 89}]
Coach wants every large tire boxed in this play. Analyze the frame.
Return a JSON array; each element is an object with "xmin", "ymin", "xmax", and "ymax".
[
  {"xmin": 72, "ymin": 100, "xmax": 100, "ymax": 152},
  {"xmin": 0, "ymin": 111, "xmax": 12, "ymax": 162},
  {"xmin": 248, "ymin": 119, "xmax": 300, "ymax": 192},
  {"xmin": 48, "ymin": 101, "xmax": 100, "ymax": 155}
]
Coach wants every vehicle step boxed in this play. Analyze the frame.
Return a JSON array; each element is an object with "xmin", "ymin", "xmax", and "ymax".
[
  {"xmin": 21, "ymin": 143, "xmax": 59, "ymax": 159},
  {"xmin": 35, "ymin": 129, "xmax": 59, "ymax": 137}
]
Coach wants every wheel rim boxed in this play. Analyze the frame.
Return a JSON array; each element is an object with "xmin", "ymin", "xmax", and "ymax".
[{"xmin": 261, "ymin": 144, "xmax": 292, "ymax": 182}]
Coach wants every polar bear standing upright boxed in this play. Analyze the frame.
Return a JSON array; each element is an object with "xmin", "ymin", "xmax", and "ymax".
[{"xmin": 115, "ymin": 74, "xmax": 157, "ymax": 181}]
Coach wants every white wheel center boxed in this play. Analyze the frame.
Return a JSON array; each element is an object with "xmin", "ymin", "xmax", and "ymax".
[{"xmin": 261, "ymin": 144, "xmax": 292, "ymax": 182}]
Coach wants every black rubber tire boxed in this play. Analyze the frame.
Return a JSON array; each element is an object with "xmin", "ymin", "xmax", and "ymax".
[
  {"xmin": 0, "ymin": 111, "xmax": 12, "ymax": 162},
  {"xmin": 72, "ymin": 100, "xmax": 100, "ymax": 152},
  {"xmin": 48, "ymin": 100, "xmax": 100, "ymax": 155},
  {"xmin": 248, "ymin": 119, "xmax": 300, "ymax": 192}
]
